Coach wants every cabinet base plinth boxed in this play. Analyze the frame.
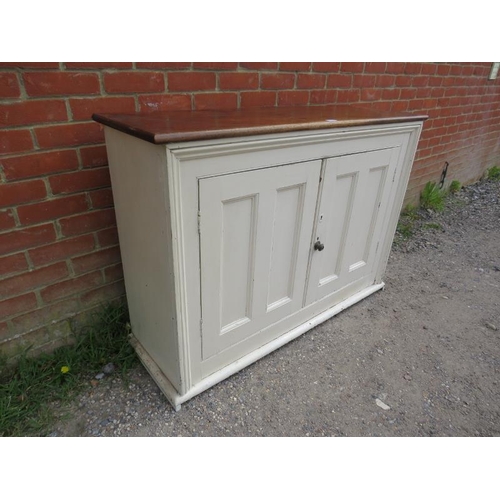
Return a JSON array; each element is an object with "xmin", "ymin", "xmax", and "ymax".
[{"xmin": 131, "ymin": 282, "xmax": 384, "ymax": 411}]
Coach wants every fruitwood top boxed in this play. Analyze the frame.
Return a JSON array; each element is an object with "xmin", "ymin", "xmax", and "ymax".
[{"xmin": 93, "ymin": 105, "xmax": 427, "ymax": 144}]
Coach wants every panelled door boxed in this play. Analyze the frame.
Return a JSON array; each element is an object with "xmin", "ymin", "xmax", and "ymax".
[
  {"xmin": 199, "ymin": 160, "xmax": 322, "ymax": 360},
  {"xmin": 305, "ymin": 147, "xmax": 400, "ymax": 305}
]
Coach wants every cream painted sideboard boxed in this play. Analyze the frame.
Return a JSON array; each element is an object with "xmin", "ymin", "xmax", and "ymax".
[{"xmin": 94, "ymin": 106, "xmax": 426, "ymax": 410}]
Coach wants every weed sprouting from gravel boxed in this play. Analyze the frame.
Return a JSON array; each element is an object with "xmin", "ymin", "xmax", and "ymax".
[
  {"xmin": 420, "ymin": 181, "xmax": 446, "ymax": 212},
  {"xmin": 487, "ymin": 166, "xmax": 500, "ymax": 181},
  {"xmin": 0, "ymin": 303, "xmax": 137, "ymax": 437}
]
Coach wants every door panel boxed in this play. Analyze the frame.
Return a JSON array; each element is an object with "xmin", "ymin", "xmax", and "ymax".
[
  {"xmin": 305, "ymin": 148, "xmax": 399, "ymax": 305},
  {"xmin": 199, "ymin": 160, "xmax": 321, "ymax": 360}
]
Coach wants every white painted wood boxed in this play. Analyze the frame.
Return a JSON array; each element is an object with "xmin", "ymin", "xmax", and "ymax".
[
  {"xmin": 199, "ymin": 161, "xmax": 321, "ymax": 365},
  {"xmin": 102, "ymin": 118, "xmax": 424, "ymax": 410},
  {"xmin": 305, "ymin": 147, "xmax": 400, "ymax": 306},
  {"xmin": 104, "ymin": 129, "xmax": 182, "ymax": 391}
]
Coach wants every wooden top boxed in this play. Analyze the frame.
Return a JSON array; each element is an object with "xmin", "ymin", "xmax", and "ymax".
[{"xmin": 93, "ymin": 105, "xmax": 427, "ymax": 144}]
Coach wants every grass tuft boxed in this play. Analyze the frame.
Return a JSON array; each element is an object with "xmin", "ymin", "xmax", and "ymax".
[
  {"xmin": 0, "ymin": 302, "xmax": 137, "ymax": 437},
  {"xmin": 487, "ymin": 166, "xmax": 500, "ymax": 181},
  {"xmin": 449, "ymin": 180, "xmax": 461, "ymax": 194},
  {"xmin": 420, "ymin": 181, "xmax": 446, "ymax": 212}
]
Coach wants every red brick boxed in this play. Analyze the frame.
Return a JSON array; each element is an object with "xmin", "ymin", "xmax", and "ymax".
[
  {"xmin": 89, "ymin": 188, "xmax": 114, "ymax": 209},
  {"xmin": 326, "ymin": 74, "xmax": 352, "ymax": 88},
  {"xmin": 261, "ymin": 73, "xmax": 295, "ymax": 89},
  {"xmin": 103, "ymin": 71, "xmax": 164, "ymax": 93},
  {"xmin": 382, "ymin": 88, "xmax": 400, "ymax": 100},
  {"xmin": 312, "ymin": 63, "xmax": 340, "ymax": 72},
  {"xmin": 70, "ymin": 97, "xmax": 136, "ymax": 120},
  {"xmin": 364, "ymin": 62, "xmax": 386, "ymax": 73},
  {"xmin": 96, "ymin": 227, "xmax": 119, "ymax": 247},
  {"xmin": 41, "ymin": 271, "xmax": 103, "ymax": 303},
  {"xmin": 437, "ymin": 65, "xmax": 451, "ymax": 76},
  {"xmin": 23, "ymin": 72, "xmax": 100, "ymax": 96},
  {"xmin": 136, "ymin": 62, "xmax": 191, "ymax": 69},
  {"xmin": 450, "ymin": 65, "xmax": 462, "ymax": 76},
  {"xmin": 11, "ymin": 299, "xmax": 79, "ymax": 334},
  {"xmin": 104, "ymin": 263, "xmax": 123, "ymax": 283},
  {"xmin": 80, "ymin": 280, "xmax": 125, "ymax": 306},
  {"xmin": 17, "ymin": 194, "xmax": 88, "ymax": 225},
  {"xmin": 391, "ymin": 100, "xmax": 409, "ymax": 112},
  {"xmin": 0, "ymin": 129, "xmax": 33, "ymax": 154},
  {"xmin": 168, "ymin": 72, "xmax": 216, "ymax": 91},
  {"xmin": 80, "ymin": 145, "xmax": 108, "ymax": 168},
  {"xmin": 404, "ymin": 63, "xmax": 422, "ymax": 74},
  {"xmin": 138, "ymin": 94, "xmax": 192, "ymax": 114},
  {"xmin": 36, "ymin": 122, "xmax": 104, "ymax": 148},
  {"xmin": 297, "ymin": 73, "xmax": 326, "ymax": 89},
  {"xmin": 337, "ymin": 89, "xmax": 360, "ymax": 103},
  {"xmin": 240, "ymin": 91, "xmax": 276, "ymax": 108},
  {"xmin": 1, "ymin": 262, "xmax": 68, "ymax": 299},
  {"xmin": 64, "ymin": 62, "xmax": 133, "ymax": 69},
  {"xmin": 340, "ymin": 62, "xmax": 364, "ymax": 73},
  {"xmin": 420, "ymin": 64, "xmax": 436, "ymax": 75},
  {"xmin": 72, "ymin": 246, "xmax": 121, "ymax": 275},
  {"xmin": 0, "ymin": 253, "xmax": 28, "ymax": 276},
  {"xmin": 279, "ymin": 62, "xmax": 311, "ymax": 71},
  {"xmin": 219, "ymin": 72, "xmax": 259, "ymax": 90},
  {"xmin": 193, "ymin": 62, "xmax": 238, "ymax": 70},
  {"xmin": 0, "ymin": 293, "xmax": 38, "ymax": 319},
  {"xmin": 0, "ymin": 322, "xmax": 8, "ymax": 341},
  {"xmin": 352, "ymin": 74, "xmax": 376, "ymax": 87},
  {"xmin": 395, "ymin": 75, "xmax": 412, "ymax": 86},
  {"xmin": 0, "ymin": 62, "xmax": 59, "ymax": 69},
  {"xmin": 400, "ymin": 88, "xmax": 418, "ymax": 99},
  {"xmin": 360, "ymin": 88, "xmax": 383, "ymax": 101},
  {"xmin": 416, "ymin": 87, "xmax": 433, "ymax": 98},
  {"xmin": 278, "ymin": 91, "xmax": 309, "ymax": 106},
  {"xmin": 461, "ymin": 66, "xmax": 474, "ymax": 76},
  {"xmin": 431, "ymin": 87, "xmax": 445, "ymax": 98},
  {"xmin": 194, "ymin": 93, "xmax": 237, "ymax": 110},
  {"xmin": 59, "ymin": 208, "xmax": 116, "ymax": 237},
  {"xmin": 0, "ymin": 72, "xmax": 20, "ymax": 98},
  {"xmin": 240, "ymin": 63, "xmax": 278, "ymax": 70},
  {"xmin": 0, "ymin": 179, "xmax": 46, "ymax": 209},
  {"xmin": 310, "ymin": 90, "xmax": 338, "ymax": 104},
  {"xmin": 29, "ymin": 234, "xmax": 95, "ymax": 266},
  {"xmin": 49, "ymin": 167, "xmax": 110, "ymax": 194},
  {"xmin": 386, "ymin": 62, "xmax": 406, "ymax": 73},
  {"xmin": 376, "ymin": 75, "xmax": 396, "ymax": 87},
  {"xmin": 0, "ymin": 100, "xmax": 67, "ymax": 127},
  {"xmin": 0, "ymin": 223, "xmax": 56, "ymax": 255},
  {"xmin": 2, "ymin": 150, "xmax": 79, "ymax": 181},
  {"xmin": 412, "ymin": 76, "xmax": 429, "ymax": 87},
  {"xmin": 0, "ymin": 209, "xmax": 16, "ymax": 231}
]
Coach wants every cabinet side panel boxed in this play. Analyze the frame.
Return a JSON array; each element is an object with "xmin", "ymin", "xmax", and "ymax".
[{"xmin": 104, "ymin": 128, "xmax": 181, "ymax": 391}]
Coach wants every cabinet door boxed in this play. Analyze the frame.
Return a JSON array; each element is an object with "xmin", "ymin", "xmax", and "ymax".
[
  {"xmin": 305, "ymin": 147, "xmax": 400, "ymax": 306},
  {"xmin": 199, "ymin": 161, "xmax": 321, "ymax": 360}
]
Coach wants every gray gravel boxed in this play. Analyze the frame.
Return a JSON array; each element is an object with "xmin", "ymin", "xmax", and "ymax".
[{"xmin": 51, "ymin": 179, "xmax": 500, "ymax": 437}]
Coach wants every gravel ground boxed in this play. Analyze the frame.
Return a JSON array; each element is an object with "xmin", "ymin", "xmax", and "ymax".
[{"xmin": 51, "ymin": 179, "xmax": 500, "ymax": 437}]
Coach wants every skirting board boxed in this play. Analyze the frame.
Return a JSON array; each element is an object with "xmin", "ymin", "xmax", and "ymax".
[{"xmin": 130, "ymin": 281, "xmax": 385, "ymax": 411}]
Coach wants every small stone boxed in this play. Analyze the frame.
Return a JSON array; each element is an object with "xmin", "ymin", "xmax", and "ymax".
[
  {"xmin": 442, "ymin": 295, "xmax": 449, "ymax": 299},
  {"xmin": 95, "ymin": 373, "xmax": 105, "ymax": 380},
  {"xmin": 103, "ymin": 363, "xmax": 115, "ymax": 375},
  {"xmin": 376, "ymin": 398, "xmax": 391, "ymax": 411},
  {"xmin": 90, "ymin": 380, "xmax": 99, "ymax": 387},
  {"xmin": 403, "ymin": 373, "xmax": 412, "ymax": 381},
  {"xmin": 485, "ymin": 322, "xmax": 497, "ymax": 331},
  {"xmin": 422, "ymin": 325, "xmax": 428, "ymax": 330}
]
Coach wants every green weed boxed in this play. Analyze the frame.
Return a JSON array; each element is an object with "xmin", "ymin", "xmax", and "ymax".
[
  {"xmin": 420, "ymin": 181, "xmax": 446, "ymax": 212},
  {"xmin": 487, "ymin": 166, "xmax": 500, "ymax": 180},
  {"xmin": 0, "ymin": 302, "xmax": 137, "ymax": 437},
  {"xmin": 423, "ymin": 222, "xmax": 442, "ymax": 230},
  {"xmin": 449, "ymin": 180, "xmax": 461, "ymax": 193}
]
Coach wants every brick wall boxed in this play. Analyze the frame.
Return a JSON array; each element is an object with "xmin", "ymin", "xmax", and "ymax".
[{"xmin": 1, "ymin": 62, "xmax": 499, "ymax": 357}]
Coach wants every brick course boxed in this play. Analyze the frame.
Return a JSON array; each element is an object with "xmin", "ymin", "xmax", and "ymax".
[{"xmin": 1, "ymin": 62, "xmax": 499, "ymax": 357}]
